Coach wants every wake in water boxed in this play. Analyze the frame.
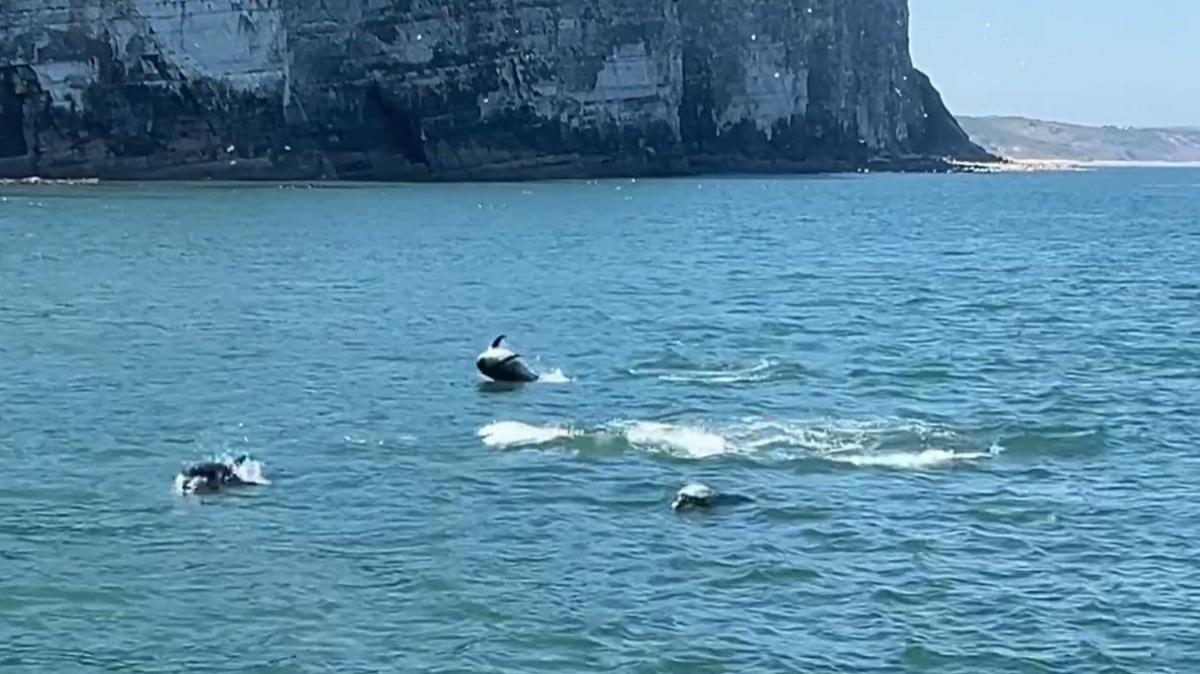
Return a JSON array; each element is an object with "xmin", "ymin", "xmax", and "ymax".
[
  {"xmin": 478, "ymin": 417, "xmax": 1002, "ymax": 469},
  {"xmin": 478, "ymin": 421, "xmax": 578, "ymax": 448},
  {"xmin": 829, "ymin": 447, "xmax": 998, "ymax": 469},
  {"xmin": 630, "ymin": 357, "xmax": 776, "ymax": 384},
  {"xmin": 174, "ymin": 454, "xmax": 270, "ymax": 495},
  {"xmin": 628, "ymin": 355, "xmax": 803, "ymax": 384}
]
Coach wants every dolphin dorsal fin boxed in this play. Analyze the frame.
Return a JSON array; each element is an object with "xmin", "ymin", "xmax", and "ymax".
[{"xmin": 491, "ymin": 334, "xmax": 507, "ymax": 348}]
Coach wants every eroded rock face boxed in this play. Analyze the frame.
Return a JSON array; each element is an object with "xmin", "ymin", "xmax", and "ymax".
[{"xmin": 0, "ymin": 0, "xmax": 992, "ymax": 180}]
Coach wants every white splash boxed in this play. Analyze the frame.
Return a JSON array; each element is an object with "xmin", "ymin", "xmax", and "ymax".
[
  {"xmin": 537, "ymin": 368, "xmax": 572, "ymax": 384},
  {"xmin": 622, "ymin": 421, "xmax": 730, "ymax": 459},
  {"xmin": 231, "ymin": 457, "xmax": 270, "ymax": 485},
  {"xmin": 829, "ymin": 449, "xmax": 993, "ymax": 470},
  {"xmin": 173, "ymin": 473, "xmax": 198, "ymax": 495},
  {"xmin": 173, "ymin": 454, "xmax": 270, "ymax": 495},
  {"xmin": 474, "ymin": 416, "xmax": 1002, "ymax": 468},
  {"xmin": 478, "ymin": 421, "xmax": 575, "ymax": 449}
]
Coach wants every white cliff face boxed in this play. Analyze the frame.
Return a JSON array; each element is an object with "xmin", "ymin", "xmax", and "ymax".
[
  {"xmin": 126, "ymin": 0, "xmax": 287, "ymax": 89},
  {"xmin": 468, "ymin": 12, "xmax": 680, "ymax": 140},
  {"xmin": 0, "ymin": 0, "xmax": 990, "ymax": 180},
  {"xmin": 27, "ymin": 60, "xmax": 98, "ymax": 112},
  {"xmin": 714, "ymin": 43, "xmax": 809, "ymax": 142},
  {"xmin": 3, "ymin": 0, "xmax": 285, "ymax": 107},
  {"xmin": 675, "ymin": 0, "xmax": 969, "ymax": 164}
]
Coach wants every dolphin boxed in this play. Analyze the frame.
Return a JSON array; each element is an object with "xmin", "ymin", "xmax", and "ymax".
[
  {"xmin": 671, "ymin": 483, "xmax": 753, "ymax": 511},
  {"xmin": 177, "ymin": 455, "xmax": 266, "ymax": 495},
  {"xmin": 476, "ymin": 335, "xmax": 540, "ymax": 383},
  {"xmin": 671, "ymin": 483, "xmax": 716, "ymax": 510}
]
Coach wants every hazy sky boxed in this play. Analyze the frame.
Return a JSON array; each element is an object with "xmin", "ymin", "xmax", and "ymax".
[{"xmin": 909, "ymin": 0, "xmax": 1200, "ymax": 127}]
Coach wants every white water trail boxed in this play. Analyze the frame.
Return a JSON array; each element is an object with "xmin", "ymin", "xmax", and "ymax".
[
  {"xmin": 828, "ymin": 449, "xmax": 994, "ymax": 469},
  {"xmin": 621, "ymin": 421, "xmax": 730, "ymax": 458},
  {"xmin": 476, "ymin": 416, "xmax": 1002, "ymax": 468},
  {"xmin": 478, "ymin": 421, "xmax": 576, "ymax": 449}
]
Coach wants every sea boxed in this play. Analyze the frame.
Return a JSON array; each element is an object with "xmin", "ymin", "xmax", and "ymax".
[{"xmin": 1, "ymin": 168, "xmax": 1197, "ymax": 673}]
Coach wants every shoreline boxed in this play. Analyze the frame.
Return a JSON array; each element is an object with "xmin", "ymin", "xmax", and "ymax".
[
  {"xmin": 952, "ymin": 157, "xmax": 1200, "ymax": 173},
  {"xmin": 950, "ymin": 159, "xmax": 1085, "ymax": 173},
  {"xmin": 0, "ymin": 155, "xmax": 991, "ymax": 185},
  {"xmin": 3, "ymin": 159, "xmax": 1198, "ymax": 188}
]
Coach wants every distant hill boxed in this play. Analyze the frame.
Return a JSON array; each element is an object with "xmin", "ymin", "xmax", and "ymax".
[{"xmin": 958, "ymin": 116, "xmax": 1200, "ymax": 162}]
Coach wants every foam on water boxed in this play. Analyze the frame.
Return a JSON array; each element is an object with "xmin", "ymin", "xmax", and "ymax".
[
  {"xmin": 172, "ymin": 473, "xmax": 196, "ymax": 495},
  {"xmin": 620, "ymin": 421, "xmax": 730, "ymax": 458},
  {"xmin": 478, "ymin": 421, "xmax": 577, "ymax": 449},
  {"xmin": 537, "ymin": 368, "xmax": 572, "ymax": 384},
  {"xmin": 477, "ymin": 419, "xmax": 730, "ymax": 457},
  {"xmin": 231, "ymin": 456, "xmax": 270, "ymax": 485},
  {"xmin": 829, "ymin": 449, "xmax": 994, "ymax": 469},
  {"xmin": 726, "ymin": 418, "xmax": 1003, "ymax": 468},
  {"xmin": 477, "ymin": 416, "xmax": 1001, "ymax": 467}
]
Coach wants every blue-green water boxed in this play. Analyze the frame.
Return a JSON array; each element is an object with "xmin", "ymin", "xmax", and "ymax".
[{"xmin": 1, "ymin": 170, "xmax": 1198, "ymax": 672}]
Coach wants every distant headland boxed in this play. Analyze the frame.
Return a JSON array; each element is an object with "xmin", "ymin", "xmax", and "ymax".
[{"xmin": 958, "ymin": 116, "xmax": 1200, "ymax": 166}]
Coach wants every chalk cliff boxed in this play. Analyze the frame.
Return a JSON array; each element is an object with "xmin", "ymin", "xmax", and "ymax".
[{"xmin": 0, "ymin": 0, "xmax": 992, "ymax": 180}]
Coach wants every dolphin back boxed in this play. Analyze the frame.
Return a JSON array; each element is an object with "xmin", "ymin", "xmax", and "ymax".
[
  {"xmin": 505, "ymin": 357, "xmax": 540, "ymax": 382},
  {"xmin": 477, "ymin": 354, "xmax": 540, "ymax": 383}
]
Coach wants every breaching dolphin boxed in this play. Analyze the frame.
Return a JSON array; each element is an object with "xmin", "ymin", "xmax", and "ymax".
[
  {"xmin": 476, "ymin": 335, "xmax": 540, "ymax": 383},
  {"xmin": 177, "ymin": 455, "xmax": 266, "ymax": 495}
]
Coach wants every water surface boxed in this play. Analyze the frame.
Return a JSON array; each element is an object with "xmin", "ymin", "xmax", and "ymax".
[{"xmin": 2, "ymin": 170, "xmax": 1198, "ymax": 672}]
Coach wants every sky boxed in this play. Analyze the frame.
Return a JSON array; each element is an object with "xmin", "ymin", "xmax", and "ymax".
[{"xmin": 909, "ymin": 0, "xmax": 1200, "ymax": 128}]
